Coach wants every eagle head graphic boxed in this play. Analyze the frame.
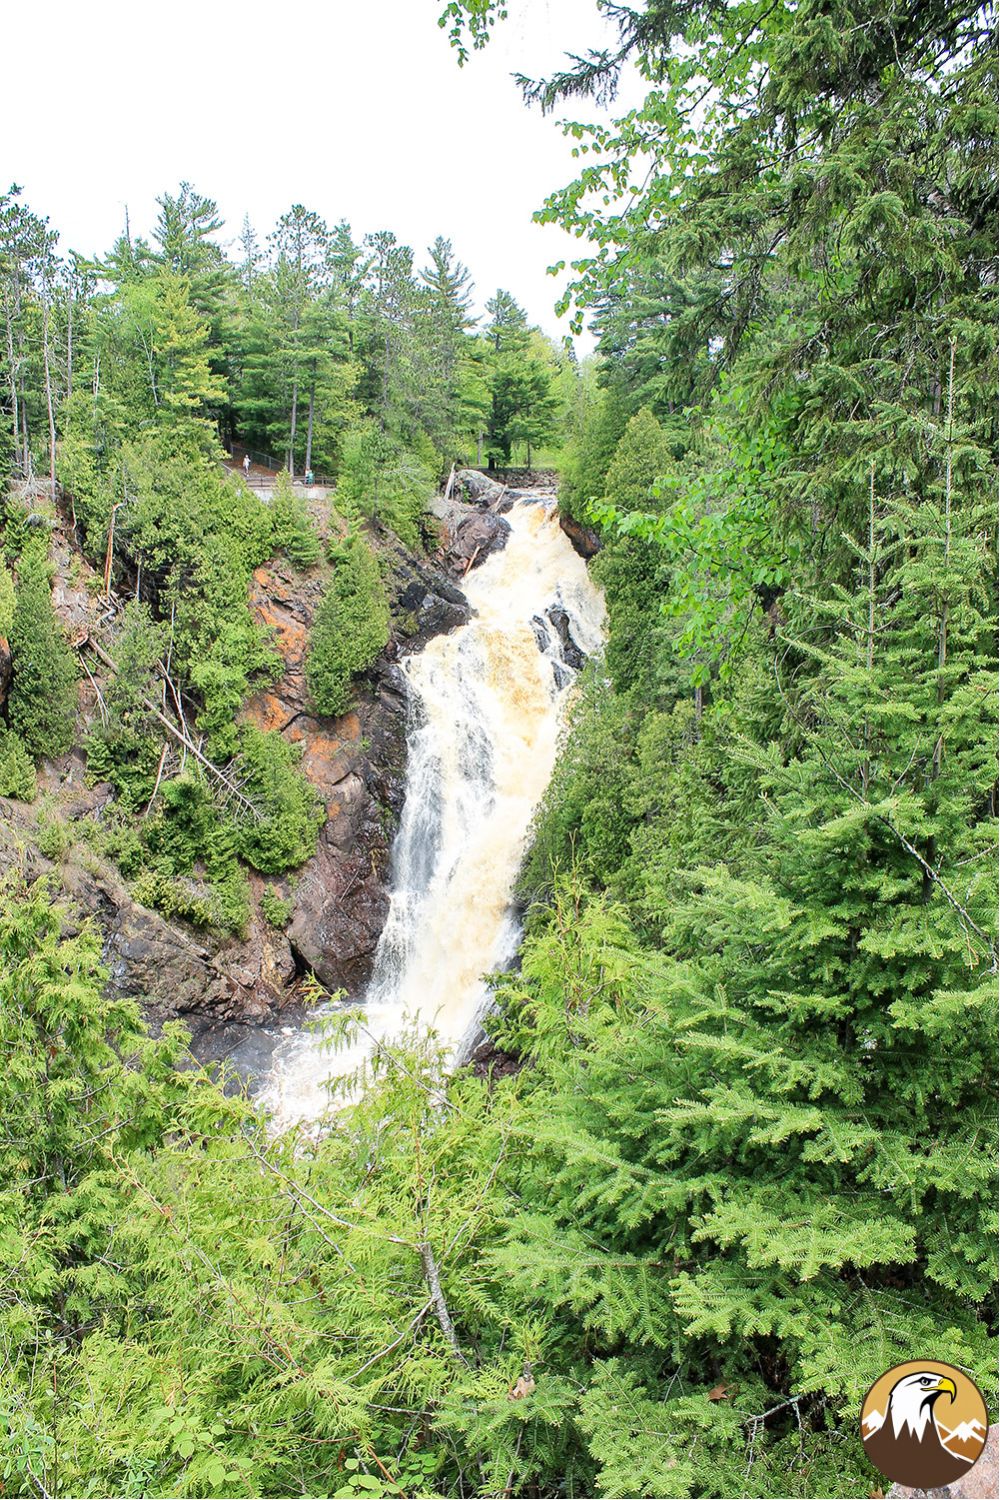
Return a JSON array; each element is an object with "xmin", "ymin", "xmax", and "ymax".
[{"xmin": 863, "ymin": 1370, "xmax": 964, "ymax": 1489}]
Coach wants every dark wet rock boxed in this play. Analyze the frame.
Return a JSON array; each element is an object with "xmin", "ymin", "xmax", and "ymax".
[
  {"xmin": 466, "ymin": 1033, "xmax": 524, "ymax": 1083},
  {"xmin": 559, "ymin": 512, "xmax": 602, "ymax": 559},
  {"xmin": 547, "ymin": 605, "xmax": 586, "ymax": 670},
  {"xmin": 383, "ymin": 540, "xmax": 470, "ymax": 643},
  {"xmin": 0, "ymin": 796, "xmax": 299, "ymax": 1044},
  {"xmin": 530, "ymin": 615, "xmax": 551, "ymax": 654},
  {"xmin": 440, "ymin": 508, "xmax": 511, "ymax": 579},
  {"xmin": 530, "ymin": 606, "xmax": 587, "ymax": 678}
]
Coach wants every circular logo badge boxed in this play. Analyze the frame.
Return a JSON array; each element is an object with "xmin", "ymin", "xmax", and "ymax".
[{"xmin": 861, "ymin": 1360, "xmax": 989, "ymax": 1490}]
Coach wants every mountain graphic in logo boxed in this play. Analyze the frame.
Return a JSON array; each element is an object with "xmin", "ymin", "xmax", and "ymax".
[{"xmin": 860, "ymin": 1361, "xmax": 990, "ymax": 1490}]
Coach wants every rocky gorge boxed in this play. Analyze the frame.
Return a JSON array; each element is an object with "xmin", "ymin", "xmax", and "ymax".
[{"xmin": 0, "ymin": 467, "xmax": 537, "ymax": 1073}]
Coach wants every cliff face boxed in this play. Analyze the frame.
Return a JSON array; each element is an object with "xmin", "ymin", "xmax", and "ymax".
[{"xmin": 0, "ymin": 488, "xmax": 495, "ymax": 1069}]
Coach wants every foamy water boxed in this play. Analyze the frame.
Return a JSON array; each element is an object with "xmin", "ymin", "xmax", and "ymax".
[{"xmin": 262, "ymin": 496, "xmax": 605, "ymax": 1127}]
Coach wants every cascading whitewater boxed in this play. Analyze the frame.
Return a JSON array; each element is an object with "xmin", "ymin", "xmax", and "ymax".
[{"xmin": 263, "ymin": 495, "xmax": 605, "ymax": 1128}]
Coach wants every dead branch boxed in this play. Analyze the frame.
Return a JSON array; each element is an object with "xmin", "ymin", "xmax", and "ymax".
[
  {"xmin": 77, "ymin": 636, "xmax": 263, "ymax": 822},
  {"xmin": 144, "ymin": 743, "xmax": 169, "ymax": 818},
  {"xmin": 419, "ymin": 1240, "xmax": 469, "ymax": 1366}
]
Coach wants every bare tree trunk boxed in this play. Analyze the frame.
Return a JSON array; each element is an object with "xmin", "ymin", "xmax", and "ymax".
[
  {"xmin": 933, "ymin": 340, "xmax": 956, "ymax": 780},
  {"xmin": 288, "ymin": 374, "xmax": 299, "ymax": 473},
  {"xmin": 476, "ymin": 431, "xmax": 483, "ymax": 466},
  {"xmin": 304, "ymin": 362, "xmax": 315, "ymax": 474},
  {"xmin": 419, "ymin": 1243, "xmax": 468, "ymax": 1367},
  {"xmin": 381, "ymin": 328, "xmax": 391, "ymax": 425},
  {"xmin": 103, "ymin": 503, "xmax": 122, "ymax": 599},
  {"xmin": 4, "ymin": 312, "xmax": 20, "ymax": 471},
  {"xmin": 20, "ymin": 389, "xmax": 29, "ymax": 478},
  {"xmin": 42, "ymin": 295, "xmax": 57, "ymax": 500},
  {"xmin": 66, "ymin": 296, "xmax": 73, "ymax": 399},
  {"xmin": 861, "ymin": 463, "xmax": 876, "ymax": 800}
]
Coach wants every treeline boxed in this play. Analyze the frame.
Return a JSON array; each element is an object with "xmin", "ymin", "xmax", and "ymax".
[{"xmin": 1, "ymin": 183, "xmax": 569, "ymax": 489}]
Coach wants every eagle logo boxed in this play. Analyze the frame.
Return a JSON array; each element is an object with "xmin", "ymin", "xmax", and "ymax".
[{"xmin": 861, "ymin": 1360, "xmax": 989, "ymax": 1490}]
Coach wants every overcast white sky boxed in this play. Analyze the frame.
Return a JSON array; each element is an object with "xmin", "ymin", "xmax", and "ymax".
[{"xmin": 7, "ymin": 0, "xmax": 643, "ymax": 349}]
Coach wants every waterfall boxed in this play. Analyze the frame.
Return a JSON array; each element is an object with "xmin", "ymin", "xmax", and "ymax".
[{"xmin": 262, "ymin": 495, "xmax": 606, "ymax": 1128}]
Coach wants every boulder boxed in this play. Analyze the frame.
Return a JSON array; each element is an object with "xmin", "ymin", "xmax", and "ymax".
[
  {"xmin": 547, "ymin": 605, "xmax": 586, "ymax": 671},
  {"xmin": 441, "ymin": 508, "xmax": 511, "ymax": 579},
  {"xmin": 455, "ymin": 468, "xmax": 506, "ymax": 506}
]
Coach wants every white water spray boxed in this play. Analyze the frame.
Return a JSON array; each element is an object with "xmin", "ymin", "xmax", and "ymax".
[{"xmin": 263, "ymin": 495, "xmax": 605, "ymax": 1127}]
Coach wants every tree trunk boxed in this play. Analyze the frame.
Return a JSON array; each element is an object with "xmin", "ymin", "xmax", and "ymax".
[
  {"xmin": 4, "ymin": 312, "xmax": 20, "ymax": 471},
  {"xmin": 933, "ymin": 340, "xmax": 956, "ymax": 780},
  {"xmin": 42, "ymin": 295, "xmax": 57, "ymax": 500},
  {"xmin": 304, "ymin": 362, "xmax": 315, "ymax": 474},
  {"xmin": 20, "ymin": 389, "xmax": 29, "ymax": 478},
  {"xmin": 288, "ymin": 374, "xmax": 299, "ymax": 474},
  {"xmin": 66, "ymin": 296, "xmax": 73, "ymax": 399}
]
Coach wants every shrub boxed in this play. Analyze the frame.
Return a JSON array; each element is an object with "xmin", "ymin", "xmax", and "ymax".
[
  {"xmin": 0, "ymin": 555, "xmax": 14, "ymax": 638},
  {"xmin": 234, "ymin": 725, "xmax": 323, "ymax": 874},
  {"xmin": 35, "ymin": 807, "xmax": 72, "ymax": 862},
  {"xmin": 0, "ymin": 729, "xmax": 36, "ymax": 801},
  {"xmin": 260, "ymin": 885, "xmax": 293, "ymax": 929}
]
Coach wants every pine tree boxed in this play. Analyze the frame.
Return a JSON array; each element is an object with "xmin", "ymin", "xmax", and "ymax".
[{"xmin": 482, "ymin": 292, "xmax": 559, "ymax": 466}]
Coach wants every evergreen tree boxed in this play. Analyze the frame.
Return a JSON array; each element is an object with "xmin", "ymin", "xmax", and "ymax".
[
  {"xmin": 591, "ymin": 407, "xmax": 676, "ymax": 695},
  {"xmin": 306, "ymin": 530, "xmax": 390, "ymax": 716},
  {"xmin": 270, "ymin": 467, "xmax": 321, "ymax": 567},
  {"xmin": 482, "ymin": 290, "xmax": 558, "ymax": 466},
  {"xmin": 0, "ymin": 552, "xmax": 13, "ymax": 637},
  {"xmin": 420, "ymin": 235, "xmax": 477, "ymax": 451},
  {"xmin": 8, "ymin": 538, "xmax": 77, "ymax": 758}
]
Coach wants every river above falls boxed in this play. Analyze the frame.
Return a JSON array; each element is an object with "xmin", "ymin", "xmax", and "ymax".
[{"xmin": 261, "ymin": 494, "xmax": 606, "ymax": 1128}]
